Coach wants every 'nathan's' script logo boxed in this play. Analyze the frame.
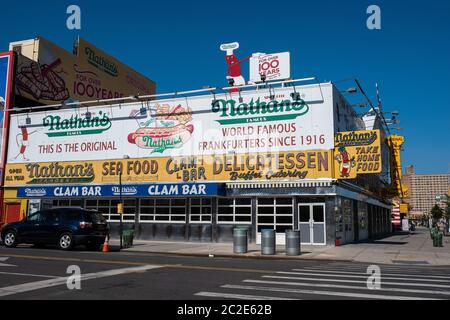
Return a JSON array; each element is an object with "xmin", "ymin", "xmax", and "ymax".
[
  {"xmin": 212, "ymin": 97, "xmax": 309, "ymax": 125},
  {"xmin": 43, "ymin": 111, "xmax": 112, "ymax": 137},
  {"xmin": 335, "ymin": 131, "xmax": 378, "ymax": 147},
  {"xmin": 84, "ymin": 47, "xmax": 118, "ymax": 77},
  {"xmin": 25, "ymin": 162, "xmax": 95, "ymax": 185}
]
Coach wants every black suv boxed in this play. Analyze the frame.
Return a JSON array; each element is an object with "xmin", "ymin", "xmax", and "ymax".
[{"xmin": 1, "ymin": 208, "xmax": 109, "ymax": 251}]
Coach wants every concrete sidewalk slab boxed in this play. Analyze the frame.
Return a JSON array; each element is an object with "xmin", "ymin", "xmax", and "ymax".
[{"xmin": 110, "ymin": 227, "xmax": 450, "ymax": 266}]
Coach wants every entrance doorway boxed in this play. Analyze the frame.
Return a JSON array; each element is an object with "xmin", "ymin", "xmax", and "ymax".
[
  {"xmin": 5, "ymin": 204, "xmax": 21, "ymax": 224},
  {"xmin": 298, "ymin": 204, "xmax": 326, "ymax": 245}
]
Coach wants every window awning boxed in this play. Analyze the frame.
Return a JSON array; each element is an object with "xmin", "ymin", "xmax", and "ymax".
[{"xmin": 226, "ymin": 180, "xmax": 335, "ymax": 189}]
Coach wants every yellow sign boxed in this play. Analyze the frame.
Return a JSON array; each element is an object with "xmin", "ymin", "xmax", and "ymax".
[
  {"xmin": 334, "ymin": 130, "xmax": 382, "ymax": 179},
  {"xmin": 386, "ymin": 135, "xmax": 408, "ymax": 198},
  {"xmin": 400, "ymin": 204, "xmax": 409, "ymax": 214},
  {"xmin": 4, "ymin": 150, "xmax": 333, "ymax": 186},
  {"xmin": 15, "ymin": 37, "xmax": 156, "ymax": 104},
  {"xmin": 117, "ymin": 203, "xmax": 124, "ymax": 215}
]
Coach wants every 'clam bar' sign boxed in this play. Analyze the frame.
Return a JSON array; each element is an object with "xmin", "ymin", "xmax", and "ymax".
[{"xmin": 17, "ymin": 183, "xmax": 224, "ymax": 198}]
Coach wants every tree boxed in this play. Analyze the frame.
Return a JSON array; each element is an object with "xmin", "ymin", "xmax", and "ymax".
[
  {"xmin": 444, "ymin": 201, "xmax": 450, "ymax": 219},
  {"xmin": 431, "ymin": 204, "xmax": 443, "ymax": 222},
  {"xmin": 443, "ymin": 201, "xmax": 450, "ymax": 233}
]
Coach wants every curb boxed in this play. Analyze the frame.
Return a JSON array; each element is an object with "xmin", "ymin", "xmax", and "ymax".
[
  {"xmin": 121, "ymin": 249, "xmax": 450, "ymax": 266},
  {"xmin": 121, "ymin": 248, "xmax": 355, "ymax": 263}
]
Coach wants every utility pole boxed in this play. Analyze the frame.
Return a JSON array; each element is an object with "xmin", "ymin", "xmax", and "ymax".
[{"xmin": 119, "ymin": 168, "xmax": 123, "ymax": 250}]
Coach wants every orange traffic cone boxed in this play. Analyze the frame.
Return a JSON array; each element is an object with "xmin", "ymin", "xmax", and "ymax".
[{"xmin": 102, "ymin": 237, "xmax": 110, "ymax": 253}]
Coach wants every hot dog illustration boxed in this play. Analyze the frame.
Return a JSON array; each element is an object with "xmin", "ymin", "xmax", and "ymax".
[
  {"xmin": 14, "ymin": 126, "xmax": 39, "ymax": 161},
  {"xmin": 128, "ymin": 124, "xmax": 194, "ymax": 152},
  {"xmin": 128, "ymin": 103, "xmax": 194, "ymax": 153},
  {"xmin": 220, "ymin": 42, "xmax": 246, "ymax": 88},
  {"xmin": 335, "ymin": 146, "xmax": 356, "ymax": 178}
]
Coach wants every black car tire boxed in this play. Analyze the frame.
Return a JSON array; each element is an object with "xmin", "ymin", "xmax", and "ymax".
[
  {"xmin": 3, "ymin": 230, "xmax": 18, "ymax": 248},
  {"xmin": 58, "ymin": 232, "xmax": 74, "ymax": 251}
]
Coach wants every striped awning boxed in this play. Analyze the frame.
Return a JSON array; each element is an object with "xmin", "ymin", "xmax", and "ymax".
[{"xmin": 226, "ymin": 180, "xmax": 335, "ymax": 189}]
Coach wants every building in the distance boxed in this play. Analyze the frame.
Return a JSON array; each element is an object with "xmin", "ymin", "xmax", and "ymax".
[{"xmin": 403, "ymin": 165, "xmax": 450, "ymax": 218}]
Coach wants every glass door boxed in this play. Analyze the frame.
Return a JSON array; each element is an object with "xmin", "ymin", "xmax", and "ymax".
[{"xmin": 298, "ymin": 204, "xmax": 326, "ymax": 245}]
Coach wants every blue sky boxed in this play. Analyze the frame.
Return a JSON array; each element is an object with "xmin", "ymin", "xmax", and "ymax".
[{"xmin": 1, "ymin": 0, "xmax": 449, "ymax": 174}]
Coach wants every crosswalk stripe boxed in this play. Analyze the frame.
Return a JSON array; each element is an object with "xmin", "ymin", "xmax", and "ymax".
[
  {"xmin": 298, "ymin": 268, "xmax": 450, "ymax": 280},
  {"xmin": 280, "ymin": 271, "xmax": 450, "ymax": 283},
  {"xmin": 221, "ymin": 284, "xmax": 437, "ymax": 300},
  {"xmin": 195, "ymin": 292, "xmax": 296, "ymax": 300},
  {"xmin": 245, "ymin": 279, "xmax": 450, "ymax": 296},
  {"xmin": 0, "ymin": 265, "xmax": 161, "ymax": 297},
  {"xmin": 261, "ymin": 275, "xmax": 450, "ymax": 289},
  {"xmin": 309, "ymin": 264, "xmax": 434, "ymax": 271},
  {"xmin": 312, "ymin": 264, "xmax": 447, "ymax": 273}
]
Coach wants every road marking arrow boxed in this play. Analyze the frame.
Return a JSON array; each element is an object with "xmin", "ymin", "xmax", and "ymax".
[{"xmin": 0, "ymin": 257, "xmax": 17, "ymax": 267}]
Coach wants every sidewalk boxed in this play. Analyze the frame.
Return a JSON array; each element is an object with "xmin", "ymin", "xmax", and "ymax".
[{"xmin": 111, "ymin": 227, "xmax": 450, "ymax": 266}]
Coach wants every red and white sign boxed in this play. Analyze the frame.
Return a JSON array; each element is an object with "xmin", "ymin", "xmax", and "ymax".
[
  {"xmin": 250, "ymin": 52, "xmax": 291, "ymax": 83},
  {"xmin": 392, "ymin": 207, "xmax": 401, "ymax": 226}
]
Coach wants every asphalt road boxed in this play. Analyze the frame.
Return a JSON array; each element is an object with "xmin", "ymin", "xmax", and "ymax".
[{"xmin": 1, "ymin": 245, "xmax": 450, "ymax": 301}]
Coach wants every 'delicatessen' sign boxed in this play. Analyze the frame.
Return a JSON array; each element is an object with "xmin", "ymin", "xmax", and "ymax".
[
  {"xmin": 334, "ymin": 130, "xmax": 382, "ymax": 179},
  {"xmin": 5, "ymin": 150, "xmax": 332, "ymax": 186}
]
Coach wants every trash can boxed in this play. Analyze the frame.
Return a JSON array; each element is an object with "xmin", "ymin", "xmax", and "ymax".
[
  {"xmin": 233, "ymin": 228, "xmax": 248, "ymax": 254},
  {"xmin": 437, "ymin": 233, "xmax": 444, "ymax": 247},
  {"xmin": 432, "ymin": 234, "xmax": 437, "ymax": 247},
  {"xmin": 261, "ymin": 229, "xmax": 276, "ymax": 255},
  {"xmin": 122, "ymin": 229, "xmax": 135, "ymax": 247},
  {"xmin": 285, "ymin": 230, "xmax": 301, "ymax": 256}
]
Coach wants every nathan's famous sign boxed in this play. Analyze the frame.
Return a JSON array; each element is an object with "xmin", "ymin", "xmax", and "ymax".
[
  {"xmin": 211, "ymin": 97, "xmax": 309, "ymax": 125},
  {"xmin": 4, "ymin": 150, "xmax": 332, "ymax": 186},
  {"xmin": 7, "ymin": 85, "xmax": 335, "ymax": 164},
  {"xmin": 13, "ymin": 37, "xmax": 155, "ymax": 105},
  {"xmin": 43, "ymin": 111, "xmax": 112, "ymax": 137},
  {"xmin": 334, "ymin": 130, "xmax": 382, "ymax": 179}
]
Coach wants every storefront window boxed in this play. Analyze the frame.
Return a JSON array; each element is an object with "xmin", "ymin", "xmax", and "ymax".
[
  {"xmin": 189, "ymin": 198, "xmax": 212, "ymax": 223},
  {"xmin": 256, "ymin": 198, "xmax": 294, "ymax": 233},
  {"xmin": 217, "ymin": 198, "xmax": 252, "ymax": 224},
  {"xmin": 139, "ymin": 198, "xmax": 186, "ymax": 223},
  {"xmin": 53, "ymin": 199, "xmax": 84, "ymax": 208},
  {"xmin": 85, "ymin": 199, "xmax": 136, "ymax": 222}
]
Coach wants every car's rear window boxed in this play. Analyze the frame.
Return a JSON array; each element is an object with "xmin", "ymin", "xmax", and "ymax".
[
  {"xmin": 62, "ymin": 209, "xmax": 83, "ymax": 221},
  {"xmin": 85, "ymin": 211, "xmax": 107, "ymax": 223}
]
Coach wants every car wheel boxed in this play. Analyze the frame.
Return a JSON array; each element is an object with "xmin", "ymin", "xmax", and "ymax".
[
  {"xmin": 3, "ymin": 231, "xmax": 18, "ymax": 248},
  {"xmin": 58, "ymin": 233, "xmax": 74, "ymax": 251}
]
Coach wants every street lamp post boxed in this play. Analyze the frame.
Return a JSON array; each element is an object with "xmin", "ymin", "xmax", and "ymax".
[
  {"xmin": 119, "ymin": 169, "xmax": 123, "ymax": 250},
  {"xmin": 118, "ymin": 155, "xmax": 130, "ymax": 251}
]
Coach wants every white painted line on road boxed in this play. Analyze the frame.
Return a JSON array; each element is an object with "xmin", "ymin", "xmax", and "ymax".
[
  {"xmin": 0, "ymin": 264, "xmax": 162, "ymax": 297},
  {"xmin": 307, "ymin": 265, "xmax": 432, "ymax": 272},
  {"xmin": 261, "ymin": 275, "xmax": 450, "ymax": 289},
  {"xmin": 0, "ymin": 271, "xmax": 59, "ymax": 279},
  {"xmin": 195, "ymin": 292, "xmax": 296, "ymax": 300},
  {"xmin": 280, "ymin": 271, "xmax": 450, "ymax": 283},
  {"xmin": 0, "ymin": 257, "xmax": 16, "ymax": 268},
  {"xmin": 222, "ymin": 284, "xmax": 438, "ymax": 300},
  {"xmin": 297, "ymin": 268, "xmax": 450, "ymax": 280},
  {"xmin": 246, "ymin": 278, "xmax": 450, "ymax": 296}
]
